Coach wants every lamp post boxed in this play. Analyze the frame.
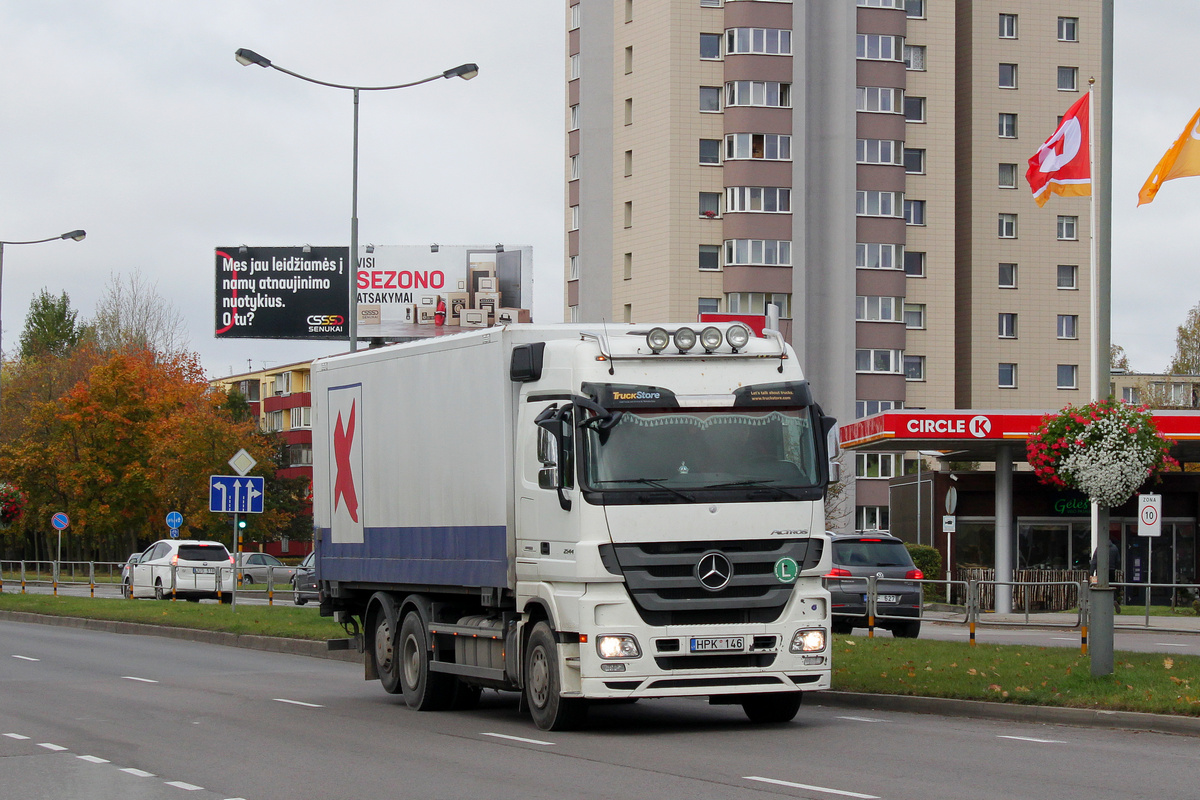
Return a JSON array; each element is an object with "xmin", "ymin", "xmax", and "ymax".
[
  {"xmin": 234, "ymin": 49, "xmax": 479, "ymax": 351},
  {"xmin": 0, "ymin": 230, "xmax": 87, "ymax": 408}
]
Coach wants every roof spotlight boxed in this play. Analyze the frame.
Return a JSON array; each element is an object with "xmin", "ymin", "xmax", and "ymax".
[
  {"xmin": 699, "ymin": 326, "xmax": 723, "ymax": 352},
  {"xmin": 673, "ymin": 326, "xmax": 697, "ymax": 353},
  {"xmin": 726, "ymin": 323, "xmax": 751, "ymax": 351},
  {"xmin": 646, "ymin": 327, "xmax": 670, "ymax": 353}
]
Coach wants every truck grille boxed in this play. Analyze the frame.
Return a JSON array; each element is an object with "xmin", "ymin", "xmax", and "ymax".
[{"xmin": 599, "ymin": 538, "xmax": 823, "ymax": 626}]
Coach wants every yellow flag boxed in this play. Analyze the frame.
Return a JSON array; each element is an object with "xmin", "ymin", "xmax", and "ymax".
[{"xmin": 1138, "ymin": 106, "xmax": 1200, "ymax": 205}]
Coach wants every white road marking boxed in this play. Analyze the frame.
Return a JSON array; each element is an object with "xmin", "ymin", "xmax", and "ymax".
[
  {"xmin": 11, "ymin": 655, "xmax": 39, "ymax": 661},
  {"xmin": 1156, "ymin": 643, "xmax": 1189, "ymax": 648},
  {"xmin": 837, "ymin": 715, "xmax": 885, "ymax": 723},
  {"xmin": 745, "ymin": 776, "xmax": 880, "ymax": 798},
  {"xmin": 1051, "ymin": 637, "xmax": 1076, "ymax": 641},
  {"xmin": 37, "ymin": 743, "xmax": 67, "ymax": 751},
  {"xmin": 122, "ymin": 676, "xmax": 158, "ymax": 683},
  {"xmin": 997, "ymin": 735, "xmax": 1067, "ymax": 744},
  {"xmin": 3, "ymin": 733, "xmax": 30, "ymax": 740},
  {"xmin": 78, "ymin": 755, "xmax": 110, "ymax": 764},
  {"xmin": 480, "ymin": 732, "xmax": 556, "ymax": 746},
  {"xmin": 121, "ymin": 768, "xmax": 155, "ymax": 777},
  {"xmin": 273, "ymin": 698, "xmax": 324, "ymax": 708},
  {"xmin": 165, "ymin": 781, "xmax": 204, "ymax": 791}
]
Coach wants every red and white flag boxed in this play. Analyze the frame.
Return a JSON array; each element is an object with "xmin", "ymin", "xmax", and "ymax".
[{"xmin": 1026, "ymin": 93, "xmax": 1091, "ymax": 207}]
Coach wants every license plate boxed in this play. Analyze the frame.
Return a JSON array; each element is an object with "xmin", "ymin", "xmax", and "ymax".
[
  {"xmin": 690, "ymin": 636, "xmax": 745, "ymax": 653},
  {"xmin": 876, "ymin": 594, "xmax": 899, "ymax": 604},
  {"xmin": 192, "ymin": 567, "xmax": 214, "ymax": 574}
]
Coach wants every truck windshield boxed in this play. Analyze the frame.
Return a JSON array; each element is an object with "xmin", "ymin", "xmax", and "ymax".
[{"xmin": 580, "ymin": 407, "xmax": 821, "ymax": 502}]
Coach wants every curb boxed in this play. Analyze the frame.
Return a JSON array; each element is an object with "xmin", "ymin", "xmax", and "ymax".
[
  {"xmin": 812, "ymin": 690, "xmax": 1200, "ymax": 738},
  {"xmin": 0, "ymin": 609, "xmax": 360, "ymax": 663}
]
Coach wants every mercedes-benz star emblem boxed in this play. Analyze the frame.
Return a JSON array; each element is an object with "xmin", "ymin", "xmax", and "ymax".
[{"xmin": 696, "ymin": 551, "xmax": 733, "ymax": 592}]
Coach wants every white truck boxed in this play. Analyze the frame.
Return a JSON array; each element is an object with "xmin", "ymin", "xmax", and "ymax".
[{"xmin": 311, "ymin": 322, "xmax": 839, "ymax": 730}]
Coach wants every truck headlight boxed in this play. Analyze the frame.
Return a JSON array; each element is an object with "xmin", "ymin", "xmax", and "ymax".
[
  {"xmin": 597, "ymin": 634, "xmax": 641, "ymax": 659},
  {"xmin": 789, "ymin": 628, "xmax": 826, "ymax": 653}
]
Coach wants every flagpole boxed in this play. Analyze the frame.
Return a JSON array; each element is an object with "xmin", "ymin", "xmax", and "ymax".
[{"xmin": 1089, "ymin": 81, "xmax": 1101, "ymax": 569}]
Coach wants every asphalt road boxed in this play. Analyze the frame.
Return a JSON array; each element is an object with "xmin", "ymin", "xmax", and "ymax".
[{"xmin": 1, "ymin": 620, "xmax": 1196, "ymax": 800}]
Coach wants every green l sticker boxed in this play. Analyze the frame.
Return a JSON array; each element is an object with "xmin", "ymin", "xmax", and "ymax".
[{"xmin": 774, "ymin": 557, "xmax": 798, "ymax": 583}]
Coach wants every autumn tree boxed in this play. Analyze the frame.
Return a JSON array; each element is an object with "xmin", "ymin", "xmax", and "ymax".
[
  {"xmin": 90, "ymin": 268, "xmax": 189, "ymax": 355},
  {"xmin": 1168, "ymin": 302, "xmax": 1200, "ymax": 375},
  {"xmin": 1110, "ymin": 344, "xmax": 1131, "ymax": 372}
]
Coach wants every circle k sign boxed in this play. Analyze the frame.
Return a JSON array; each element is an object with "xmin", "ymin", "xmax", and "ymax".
[{"xmin": 905, "ymin": 415, "xmax": 993, "ymax": 438}]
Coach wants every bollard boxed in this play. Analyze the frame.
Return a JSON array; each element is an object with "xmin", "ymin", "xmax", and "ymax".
[
  {"xmin": 171, "ymin": 564, "xmax": 177, "ymax": 601},
  {"xmin": 1080, "ymin": 580, "xmax": 1089, "ymax": 655},
  {"xmin": 89, "ymin": 562, "xmax": 95, "ymax": 599},
  {"xmin": 866, "ymin": 576, "xmax": 876, "ymax": 639},
  {"xmin": 267, "ymin": 566, "xmax": 274, "ymax": 606},
  {"xmin": 21, "ymin": 562, "xmax": 27, "ymax": 594},
  {"xmin": 968, "ymin": 578, "xmax": 977, "ymax": 647}
]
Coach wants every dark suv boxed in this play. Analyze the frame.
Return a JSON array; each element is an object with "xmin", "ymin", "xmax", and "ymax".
[{"xmin": 825, "ymin": 533, "xmax": 923, "ymax": 638}]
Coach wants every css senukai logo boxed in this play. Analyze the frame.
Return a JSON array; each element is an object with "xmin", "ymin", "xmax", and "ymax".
[{"xmin": 307, "ymin": 315, "xmax": 345, "ymax": 326}]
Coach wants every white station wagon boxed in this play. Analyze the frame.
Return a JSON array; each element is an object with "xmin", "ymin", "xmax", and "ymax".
[{"xmin": 125, "ymin": 539, "xmax": 234, "ymax": 601}]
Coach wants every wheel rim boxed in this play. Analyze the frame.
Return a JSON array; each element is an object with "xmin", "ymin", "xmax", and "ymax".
[
  {"xmin": 402, "ymin": 632, "xmax": 422, "ymax": 689},
  {"xmin": 375, "ymin": 618, "xmax": 394, "ymax": 674},
  {"xmin": 528, "ymin": 645, "xmax": 550, "ymax": 708}
]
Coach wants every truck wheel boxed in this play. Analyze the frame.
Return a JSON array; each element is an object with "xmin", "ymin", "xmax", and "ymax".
[
  {"xmin": 399, "ymin": 611, "xmax": 455, "ymax": 710},
  {"xmin": 373, "ymin": 612, "xmax": 403, "ymax": 694},
  {"xmin": 740, "ymin": 692, "xmax": 802, "ymax": 724},
  {"xmin": 524, "ymin": 622, "xmax": 587, "ymax": 731}
]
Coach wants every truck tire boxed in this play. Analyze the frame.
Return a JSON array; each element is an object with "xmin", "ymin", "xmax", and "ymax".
[
  {"xmin": 399, "ymin": 611, "xmax": 455, "ymax": 710},
  {"xmin": 524, "ymin": 622, "xmax": 587, "ymax": 731},
  {"xmin": 740, "ymin": 691, "xmax": 802, "ymax": 724},
  {"xmin": 374, "ymin": 612, "xmax": 403, "ymax": 694}
]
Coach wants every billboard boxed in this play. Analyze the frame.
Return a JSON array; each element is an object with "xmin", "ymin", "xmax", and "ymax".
[
  {"xmin": 215, "ymin": 244, "xmax": 532, "ymax": 341},
  {"xmin": 215, "ymin": 246, "xmax": 350, "ymax": 340}
]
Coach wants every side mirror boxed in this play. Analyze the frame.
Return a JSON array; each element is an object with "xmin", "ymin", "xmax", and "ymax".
[
  {"xmin": 534, "ymin": 403, "xmax": 574, "ymax": 511},
  {"xmin": 538, "ymin": 466, "xmax": 559, "ymax": 490},
  {"xmin": 537, "ymin": 427, "xmax": 558, "ymax": 466}
]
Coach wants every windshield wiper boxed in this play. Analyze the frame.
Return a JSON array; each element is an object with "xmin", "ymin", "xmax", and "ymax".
[
  {"xmin": 592, "ymin": 477, "xmax": 692, "ymax": 501},
  {"xmin": 707, "ymin": 479, "xmax": 804, "ymax": 500}
]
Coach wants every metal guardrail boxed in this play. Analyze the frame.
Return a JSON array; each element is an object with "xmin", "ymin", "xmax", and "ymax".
[{"xmin": 1111, "ymin": 581, "xmax": 1200, "ymax": 629}]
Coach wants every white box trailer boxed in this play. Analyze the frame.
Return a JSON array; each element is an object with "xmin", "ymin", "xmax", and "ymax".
[{"xmin": 312, "ymin": 323, "xmax": 838, "ymax": 730}]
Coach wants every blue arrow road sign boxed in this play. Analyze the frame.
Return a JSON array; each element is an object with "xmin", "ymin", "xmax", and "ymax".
[
  {"xmin": 209, "ymin": 475, "xmax": 265, "ymax": 514},
  {"xmin": 166, "ymin": 511, "xmax": 183, "ymax": 529}
]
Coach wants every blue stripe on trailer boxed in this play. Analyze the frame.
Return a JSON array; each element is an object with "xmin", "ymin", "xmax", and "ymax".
[{"xmin": 317, "ymin": 525, "xmax": 508, "ymax": 588}]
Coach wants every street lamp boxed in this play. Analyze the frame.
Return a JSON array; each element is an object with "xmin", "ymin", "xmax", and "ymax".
[
  {"xmin": 0, "ymin": 230, "xmax": 87, "ymax": 407},
  {"xmin": 234, "ymin": 48, "xmax": 479, "ymax": 351}
]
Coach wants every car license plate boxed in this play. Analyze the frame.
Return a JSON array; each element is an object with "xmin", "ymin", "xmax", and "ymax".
[
  {"xmin": 690, "ymin": 636, "xmax": 745, "ymax": 653},
  {"xmin": 193, "ymin": 567, "xmax": 214, "ymax": 574}
]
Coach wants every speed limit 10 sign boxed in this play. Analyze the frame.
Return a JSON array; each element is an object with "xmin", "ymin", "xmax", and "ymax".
[{"xmin": 1138, "ymin": 493, "xmax": 1162, "ymax": 538}]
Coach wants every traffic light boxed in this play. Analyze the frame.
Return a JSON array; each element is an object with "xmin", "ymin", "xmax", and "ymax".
[{"xmin": 237, "ymin": 519, "xmax": 247, "ymax": 529}]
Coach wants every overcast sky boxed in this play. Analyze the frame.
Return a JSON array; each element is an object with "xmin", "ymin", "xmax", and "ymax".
[{"xmin": 0, "ymin": 1, "xmax": 1196, "ymax": 381}]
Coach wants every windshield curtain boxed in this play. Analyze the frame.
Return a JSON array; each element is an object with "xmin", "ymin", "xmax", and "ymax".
[{"xmin": 581, "ymin": 407, "xmax": 821, "ymax": 492}]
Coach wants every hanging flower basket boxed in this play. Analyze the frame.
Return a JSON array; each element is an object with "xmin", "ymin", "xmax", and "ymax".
[
  {"xmin": 1026, "ymin": 399, "xmax": 1177, "ymax": 508},
  {"xmin": 0, "ymin": 482, "xmax": 27, "ymax": 527}
]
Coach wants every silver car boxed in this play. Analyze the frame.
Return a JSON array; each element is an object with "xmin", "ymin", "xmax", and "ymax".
[{"xmin": 235, "ymin": 552, "xmax": 297, "ymax": 585}]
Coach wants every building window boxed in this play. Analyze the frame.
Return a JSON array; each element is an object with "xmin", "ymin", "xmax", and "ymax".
[
  {"xmin": 1057, "ymin": 364, "xmax": 1079, "ymax": 390},
  {"xmin": 725, "ymin": 80, "xmax": 791, "ymax": 108},
  {"xmin": 857, "ymin": 242, "xmax": 904, "ymax": 270},
  {"xmin": 1058, "ymin": 16, "xmax": 1079, "ymax": 42},
  {"xmin": 999, "ymin": 363, "xmax": 1017, "ymax": 388},
  {"xmin": 1122, "ymin": 386, "xmax": 1140, "ymax": 404},
  {"xmin": 699, "ymin": 139, "xmax": 721, "ymax": 164},
  {"xmin": 624, "ymin": 304, "xmax": 632, "ymax": 323},
  {"xmin": 906, "ymin": 0, "xmax": 924, "ymax": 18},
  {"xmin": 625, "ymin": 0, "xmax": 633, "ymax": 22},
  {"xmin": 998, "ymin": 313, "xmax": 1017, "ymax": 339},
  {"xmin": 724, "ymin": 240, "xmax": 792, "ymax": 267},
  {"xmin": 856, "ymin": 453, "xmax": 897, "ymax": 479},
  {"xmin": 726, "ymin": 291, "xmax": 791, "ymax": 317},
  {"xmin": 857, "ymin": 86, "xmax": 904, "ymax": 114},
  {"xmin": 699, "ymin": 245, "xmax": 721, "ymax": 271},
  {"xmin": 624, "ymin": 97, "xmax": 633, "ymax": 124},
  {"xmin": 1058, "ymin": 264, "xmax": 1078, "ymax": 289},
  {"xmin": 856, "ymin": 399, "xmax": 904, "ymax": 419},
  {"xmin": 858, "ymin": 0, "xmax": 903, "ymax": 7},
  {"xmin": 998, "ymin": 262, "xmax": 1017, "ymax": 288},
  {"xmin": 856, "ymin": 139, "xmax": 903, "ymax": 165},
  {"xmin": 267, "ymin": 410, "xmax": 284, "ymax": 432},
  {"xmin": 570, "ymin": 205, "xmax": 580, "ymax": 231},
  {"xmin": 904, "ymin": 199, "xmax": 926, "ymax": 226},
  {"xmin": 570, "ymin": 104, "xmax": 580, "ymax": 130},
  {"xmin": 624, "ymin": 46, "xmax": 633, "ymax": 74},
  {"xmin": 856, "ymin": 295, "xmax": 904, "ymax": 323},
  {"xmin": 998, "ymin": 213, "xmax": 1018, "ymax": 238},
  {"xmin": 999, "ymin": 63, "xmax": 1018, "ymax": 89},
  {"xmin": 857, "ymin": 190, "xmax": 903, "ymax": 217},
  {"xmin": 1057, "ymin": 314, "xmax": 1079, "ymax": 339},
  {"xmin": 998, "ymin": 112, "xmax": 1018, "ymax": 138},
  {"xmin": 700, "ymin": 33, "xmax": 722, "ymax": 59},
  {"xmin": 725, "ymin": 28, "xmax": 792, "ymax": 55},
  {"xmin": 571, "ymin": 54, "xmax": 580, "ymax": 80},
  {"xmin": 1058, "ymin": 66, "xmax": 1078, "ymax": 92},
  {"xmin": 904, "ymin": 147, "xmax": 926, "ymax": 174},
  {"xmin": 289, "ymin": 406, "xmax": 312, "ymax": 429},
  {"xmin": 698, "ymin": 297, "xmax": 720, "ymax": 315},
  {"xmin": 999, "ymin": 163, "xmax": 1018, "ymax": 188},
  {"xmin": 570, "ymin": 155, "xmax": 580, "ymax": 180},
  {"xmin": 624, "ymin": 201, "xmax": 633, "ymax": 228},
  {"xmin": 700, "ymin": 0, "xmax": 721, "ymax": 5},
  {"xmin": 857, "ymin": 34, "xmax": 903, "ymax": 62},
  {"xmin": 904, "ymin": 96, "xmax": 926, "ymax": 122},
  {"xmin": 287, "ymin": 443, "xmax": 313, "ymax": 467},
  {"xmin": 904, "ymin": 44, "xmax": 926, "ymax": 71},
  {"xmin": 856, "ymin": 505, "xmax": 889, "ymax": 532},
  {"xmin": 624, "ymin": 149, "xmax": 633, "ymax": 176},
  {"xmin": 904, "ymin": 355, "xmax": 925, "ymax": 381},
  {"xmin": 855, "ymin": 348, "xmax": 903, "ymax": 374},
  {"xmin": 725, "ymin": 133, "xmax": 791, "ymax": 160},
  {"xmin": 1057, "ymin": 215, "xmax": 1078, "ymax": 240},
  {"xmin": 700, "ymin": 86, "xmax": 721, "ymax": 112},
  {"xmin": 699, "ymin": 192, "xmax": 722, "ymax": 218},
  {"xmin": 904, "ymin": 303, "xmax": 925, "ymax": 329},
  {"xmin": 999, "ymin": 13, "xmax": 1017, "ymax": 39},
  {"xmin": 904, "ymin": 251, "xmax": 926, "ymax": 277},
  {"xmin": 725, "ymin": 186, "xmax": 790, "ymax": 213},
  {"xmin": 569, "ymin": 304, "xmax": 580, "ymax": 323},
  {"xmin": 570, "ymin": 3, "xmax": 580, "ymax": 29},
  {"xmin": 569, "ymin": 255, "xmax": 579, "ymax": 280},
  {"xmin": 623, "ymin": 252, "xmax": 632, "ymax": 280}
]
